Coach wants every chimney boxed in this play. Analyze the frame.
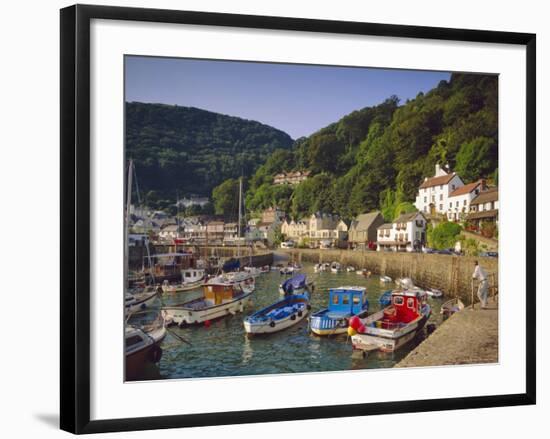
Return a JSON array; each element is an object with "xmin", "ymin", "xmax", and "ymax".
[{"xmin": 435, "ymin": 163, "xmax": 440, "ymax": 175}]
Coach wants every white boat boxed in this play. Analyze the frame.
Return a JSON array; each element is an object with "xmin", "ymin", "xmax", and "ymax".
[
  {"xmin": 380, "ymin": 275, "xmax": 392, "ymax": 283},
  {"xmin": 244, "ymin": 292, "xmax": 309, "ymax": 335},
  {"xmin": 346, "ymin": 266, "xmax": 356, "ymax": 272},
  {"xmin": 356, "ymin": 269, "xmax": 371, "ymax": 277},
  {"xmin": 395, "ymin": 277, "xmax": 414, "ymax": 289},
  {"xmin": 161, "ymin": 268, "xmax": 205, "ymax": 293},
  {"xmin": 440, "ymin": 297, "xmax": 464, "ymax": 317},
  {"xmin": 243, "ymin": 266, "xmax": 262, "ymax": 277},
  {"xmin": 314, "ymin": 263, "xmax": 322, "ymax": 273},
  {"xmin": 163, "ymin": 281, "xmax": 253, "ymax": 326},
  {"xmin": 350, "ymin": 289, "xmax": 431, "ymax": 353},
  {"xmin": 330, "ymin": 262, "xmax": 341, "ymax": 273},
  {"xmin": 125, "ymin": 313, "xmax": 166, "ymax": 380},
  {"xmin": 125, "ymin": 289, "xmax": 159, "ymax": 316},
  {"xmin": 207, "ymin": 271, "xmax": 255, "ymax": 294},
  {"xmin": 280, "ymin": 266, "xmax": 294, "ymax": 275},
  {"xmin": 426, "ymin": 288, "xmax": 444, "ymax": 298}
]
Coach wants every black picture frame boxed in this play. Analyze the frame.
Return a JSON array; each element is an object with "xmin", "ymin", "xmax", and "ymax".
[{"xmin": 60, "ymin": 4, "xmax": 536, "ymax": 434}]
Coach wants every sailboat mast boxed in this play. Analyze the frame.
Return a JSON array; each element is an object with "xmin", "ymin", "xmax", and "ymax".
[
  {"xmin": 125, "ymin": 159, "xmax": 133, "ymax": 289},
  {"xmin": 237, "ymin": 177, "xmax": 242, "ymax": 258}
]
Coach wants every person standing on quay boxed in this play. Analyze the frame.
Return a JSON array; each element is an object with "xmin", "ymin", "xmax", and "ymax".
[{"xmin": 472, "ymin": 260, "xmax": 488, "ymax": 309}]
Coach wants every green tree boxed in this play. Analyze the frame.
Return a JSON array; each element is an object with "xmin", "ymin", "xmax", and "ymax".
[
  {"xmin": 427, "ymin": 221, "xmax": 462, "ymax": 249},
  {"xmin": 454, "ymin": 136, "xmax": 497, "ymax": 182},
  {"xmin": 212, "ymin": 178, "xmax": 240, "ymax": 218}
]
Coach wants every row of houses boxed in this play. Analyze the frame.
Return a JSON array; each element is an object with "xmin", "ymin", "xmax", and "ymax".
[
  {"xmin": 281, "ymin": 213, "xmax": 349, "ymax": 247},
  {"xmin": 414, "ymin": 164, "xmax": 499, "ymax": 224}
]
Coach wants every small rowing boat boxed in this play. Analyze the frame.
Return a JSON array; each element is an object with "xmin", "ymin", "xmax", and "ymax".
[
  {"xmin": 244, "ymin": 292, "xmax": 310, "ymax": 335},
  {"xmin": 440, "ymin": 297, "xmax": 464, "ymax": 317},
  {"xmin": 380, "ymin": 275, "xmax": 392, "ymax": 283}
]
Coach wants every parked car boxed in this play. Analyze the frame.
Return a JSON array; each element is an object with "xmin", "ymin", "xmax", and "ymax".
[
  {"xmin": 480, "ymin": 251, "xmax": 498, "ymax": 258},
  {"xmin": 435, "ymin": 249, "xmax": 454, "ymax": 255},
  {"xmin": 280, "ymin": 241, "xmax": 295, "ymax": 249}
]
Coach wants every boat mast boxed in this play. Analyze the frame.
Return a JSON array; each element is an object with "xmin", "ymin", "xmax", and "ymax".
[
  {"xmin": 237, "ymin": 177, "xmax": 242, "ymax": 258},
  {"xmin": 125, "ymin": 160, "xmax": 133, "ymax": 290}
]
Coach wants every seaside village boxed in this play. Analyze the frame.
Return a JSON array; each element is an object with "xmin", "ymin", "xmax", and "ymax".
[
  {"xmin": 129, "ymin": 164, "xmax": 498, "ymax": 254},
  {"xmin": 126, "ymin": 162, "xmax": 500, "ymax": 380}
]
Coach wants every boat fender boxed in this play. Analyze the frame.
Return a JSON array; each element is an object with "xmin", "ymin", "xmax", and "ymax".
[
  {"xmin": 290, "ymin": 314, "xmax": 296, "ymax": 321},
  {"xmin": 297, "ymin": 311, "xmax": 303, "ymax": 317},
  {"xmin": 140, "ymin": 303, "xmax": 147, "ymax": 310},
  {"xmin": 306, "ymin": 304, "xmax": 312, "ymax": 310},
  {"xmin": 149, "ymin": 345, "xmax": 162, "ymax": 363},
  {"xmin": 269, "ymin": 321, "xmax": 276, "ymax": 328}
]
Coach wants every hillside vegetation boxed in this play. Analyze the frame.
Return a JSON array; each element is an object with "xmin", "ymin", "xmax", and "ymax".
[
  {"xmin": 243, "ymin": 73, "xmax": 498, "ymax": 221},
  {"xmin": 126, "ymin": 102, "xmax": 293, "ymax": 210}
]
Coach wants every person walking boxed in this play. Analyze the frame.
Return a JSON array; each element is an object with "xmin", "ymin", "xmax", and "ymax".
[{"xmin": 472, "ymin": 260, "xmax": 489, "ymax": 309}]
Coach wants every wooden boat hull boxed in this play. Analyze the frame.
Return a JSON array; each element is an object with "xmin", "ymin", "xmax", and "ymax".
[
  {"xmin": 351, "ymin": 313, "xmax": 429, "ymax": 352},
  {"xmin": 163, "ymin": 293, "xmax": 252, "ymax": 325}
]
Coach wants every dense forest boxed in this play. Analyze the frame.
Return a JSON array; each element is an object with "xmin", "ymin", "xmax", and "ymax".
[
  {"xmin": 242, "ymin": 73, "xmax": 498, "ymax": 222},
  {"xmin": 126, "ymin": 102, "xmax": 293, "ymax": 210}
]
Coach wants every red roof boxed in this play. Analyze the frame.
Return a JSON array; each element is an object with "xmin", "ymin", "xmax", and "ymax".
[
  {"xmin": 449, "ymin": 181, "xmax": 482, "ymax": 197},
  {"xmin": 419, "ymin": 173, "xmax": 456, "ymax": 189}
]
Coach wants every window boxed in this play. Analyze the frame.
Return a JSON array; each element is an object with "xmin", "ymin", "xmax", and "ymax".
[
  {"xmin": 424, "ymin": 206, "xmax": 427, "ymax": 213},
  {"xmin": 342, "ymin": 295, "xmax": 349, "ymax": 305},
  {"xmin": 424, "ymin": 196, "xmax": 427, "ymax": 203},
  {"xmin": 439, "ymin": 194, "xmax": 443, "ymax": 201},
  {"xmin": 332, "ymin": 295, "xmax": 339, "ymax": 305},
  {"xmin": 352, "ymin": 295, "xmax": 360, "ymax": 305},
  {"xmin": 449, "ymin": 202, "xmax": 452, "ymax": 208},
  {"xmin": 464, "ymin": 200, "xmax": 467, "ymax": 206},
  {"xmin": 440, "ymin": 185, "xmax": 443, "ymax": 190},
  {"xmin": 452, "ymin": 184, "xmax": 456, "ymax": 191},
  {"xmin": 407, "ymin": 298, "xmax": 415, "ymax": 309},
  {"xmin": 439, "ymin": 204, "xmax": 443, "ymax": 211},
  {"xmin": 185, "ymin": 272, "xmax": 191, "ymax": 277},
  {"xmin": 456, "ymin": 201, "xmax": 459, "ymax": 207},
  {"xmin": 393, "ymin": 296, "xmax": 404, "ymax": 305}
]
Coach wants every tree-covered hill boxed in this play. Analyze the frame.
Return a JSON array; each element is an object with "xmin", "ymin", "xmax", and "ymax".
[
  {"xmin": 126, "ymin": 102, "xmax": 294, "ymax": 208},
  {"xmin": 244, "ymin": 73, "xmax": 498, "ymax": 221}
]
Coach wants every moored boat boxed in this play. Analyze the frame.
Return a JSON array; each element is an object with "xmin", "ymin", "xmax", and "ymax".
[
  {"xmin": 440, "ymin": 297, "xmax": 464, "ymax": 317},
  {"xmin": 207, "ymin": 270, "xmax": 255, "ymax": 294},
  {"xmin": 125, "ymin": 313, "xmax": 166, "ymax": 380},
  {"xmin": 310, "ymin": 286, "xmax": 369, "ymax": 336},
  {"xmin": 161, "ymin": 268, "xmax": 205, "ymax": 293},
  {"xmin": 349, "ymin": 289, "xmax": 431, "ymax": 352},
  {"xmin": 330, "ymin": 262, "xmax": 341, "ymax": 273},
  {"xmin": 426, "ymin": 288, "xmax": 444, "ymax": 298},
  {"xmin": 125, "ymin": 288, "xmax": 160, "ymax": 317},
  {"xmin": 278, "ymin": 273, "xmax": 314, "ymax": 296},
  {"xmin": 356, "ymin": 269, "xmax": 371, "ymax": 277},
  {"xmin": 380, "ymin": 275, "xmax": 392, "ymax": 283},
  {"xmin": 346, "ymin": 266, "xmax": 356, "ymax": 272},
  {"xmin": 163, "ymin": 280, "xmax": 253, "ymax": 326},
  {"xmin": 378, "ymin": 290, "xmax": 392, "ymax": 307},
  {"xmin": 244, "ymin": 292, "xmax": 310, "ymax": 335}
]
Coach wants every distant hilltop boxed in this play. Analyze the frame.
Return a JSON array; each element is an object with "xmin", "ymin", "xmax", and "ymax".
[{"xmin": 125, "ymin": 102, "xmax": 294, "ymax": 208}]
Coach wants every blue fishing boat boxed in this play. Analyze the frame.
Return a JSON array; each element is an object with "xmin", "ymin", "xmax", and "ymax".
[
  {"xmin": 243, "ymin": 292, "xmax": 310, "ymax": 335},
  {"xmin": 310, "ymin": 286, "xmax": 369, "ymax": 336},
  {"xmin": 278, "ymin": 273, "xmax": 313, "ymax": 296},
  {"xmin": 378, "ymin": 290, "xmax": 393, "ymax": 307}
]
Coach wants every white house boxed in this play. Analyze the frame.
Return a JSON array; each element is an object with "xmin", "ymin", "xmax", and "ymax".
[
  {"xmin": 281, "ymin": 219, "xmax": 309, "ymax": 241},
  {"xmin": 159, "ymin": 224, "xmax": 180, "ymax": 242},
  {"xmin": 414, "ymin": 164, "xmax": 464, "ymax": 216},
  {"xmin": 308, "ymin": 213, "xmax": 348, "ymax": 246},
  {"xmin": 446, "ymin": 180, "xmax": 486, "ymax": 221},
  {"xmin": 467, "ymin": 187, "xmax": 499, "ymax": 228},
  {"xmin": 377, "ymin": 212, "xmax": 427, "ymax": 252}
]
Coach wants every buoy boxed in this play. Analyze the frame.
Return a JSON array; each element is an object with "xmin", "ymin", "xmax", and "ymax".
[
  {"xmin": 347, "ymin": 326, "xmax": 357, "ymax": 337},
  {"xmin": 349, "ymin": 316, "xmax": 361, "ymax": 330},
  {"xmin": 204, "ymin": 320, "xmax": 211, "ymax": 328}
]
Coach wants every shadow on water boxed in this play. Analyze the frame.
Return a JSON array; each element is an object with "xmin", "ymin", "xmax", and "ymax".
[{"xmin": 135, "ymin": 262, "xmax": 444, "ymax": 380}]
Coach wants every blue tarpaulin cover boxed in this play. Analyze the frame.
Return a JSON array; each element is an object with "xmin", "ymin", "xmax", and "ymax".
[{"xmin": 281, "ymin": 273, "xmax": 307, "ymax": 294}]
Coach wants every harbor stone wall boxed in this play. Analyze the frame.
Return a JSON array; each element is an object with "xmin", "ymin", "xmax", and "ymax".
[{"xmin": 280, "ymin": 249, "xmax": 498, "ymax": 303}]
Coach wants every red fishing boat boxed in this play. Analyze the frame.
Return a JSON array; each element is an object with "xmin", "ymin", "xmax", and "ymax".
[{"xmin": 349, "ymin": 289, "xmax": 431, "ymax": 353}]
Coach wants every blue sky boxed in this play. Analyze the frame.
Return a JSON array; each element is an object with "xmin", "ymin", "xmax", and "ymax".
[{"xmin": 125, "ymin": 56, "xmax": 451, "ymax": 139}]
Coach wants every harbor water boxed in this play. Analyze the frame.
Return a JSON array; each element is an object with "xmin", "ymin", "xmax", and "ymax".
[{"xmin": 138, "ymin": 262, "xmax": 444, "ymax": 380}]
